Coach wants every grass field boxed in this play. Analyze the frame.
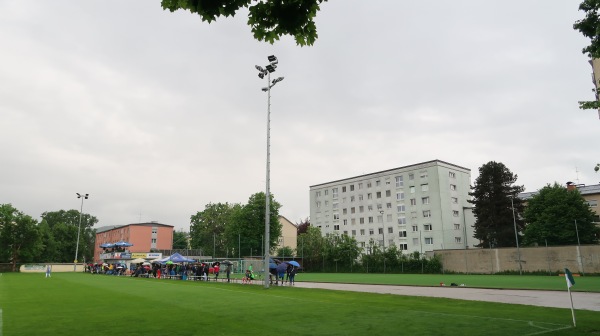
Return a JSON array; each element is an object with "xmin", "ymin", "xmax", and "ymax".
[
  {"xmin": 1, "ymin": 273, "xmax": 599, "ymax": 335},
  {"xmin": 292, "ymin": 273, "xmax": 600, "ymax": 292}
]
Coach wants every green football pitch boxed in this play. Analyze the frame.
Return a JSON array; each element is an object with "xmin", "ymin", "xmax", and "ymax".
[{"xmin": 1, "ymin": 273, "xmax": 598, "ymax": 335}]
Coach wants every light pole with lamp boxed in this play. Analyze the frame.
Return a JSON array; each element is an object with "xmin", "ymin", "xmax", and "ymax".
[
  {"xmin": 74, "ymin": 193, "xmax": 89, "ymax": 272},
  {"xmin": 510, "ymin": 197, "xmax": 523, "ymax": 275},
  {"xmin": 256, "ymin": 55, "xmax": 284, "ymax": 289}
]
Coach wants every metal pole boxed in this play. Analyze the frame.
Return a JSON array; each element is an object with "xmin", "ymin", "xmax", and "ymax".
[
  {"xmin": 74, "ymin": 196, "xmax": 85, "ymax": 272},
  {"xmin": 574, "ymin": 220, "xmax": 585, "ymax": 275},
  {"xmin": 511, "ymin": 197, "xmax": 523, "ymax": 275},
  {"xmin": 264, "ymin": 70, "xmax": 272, "ymax": 289}
]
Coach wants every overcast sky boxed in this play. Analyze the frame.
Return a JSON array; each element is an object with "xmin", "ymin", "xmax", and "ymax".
[{"xmin": 1, "ymin": 1, "xmax": 598, "ymax": 231}]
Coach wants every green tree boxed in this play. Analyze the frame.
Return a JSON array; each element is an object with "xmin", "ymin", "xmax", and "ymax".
[
  {"xmin": 296, "ymin": 225, "xmax": 324, "ymax": 271},
  {"xmin": 40, "ymin": 210, "xmax": 98, "ymax": 263},
  {"xmin": 522, "ymin": 183, "xmax": 599, "ymax": 245},
  {"xmin": 323, "ymin": 233, "xmax": 360, "ymax": 271},
  {"xmin": 225, "ymin": 192, "xmax": 281, "ymax": 256},
  {"xmin": 189, "ymin": 202, "xmax": 236, "ymax": 257},
  {"xmin": 172, "ymin": 230, "xmax": 190, "ymax": 249},
  {"xmin": 275, "ymin": 246, "xmax": 295, "ymax": 258},
  {"xmin": 160, "ymin": 0, "xmax": 327, "ymax": 46},
  {"xmin": 0, "ymin": 204, "xmax": 42, "ymax": 271},
  {"xmin": 574, "ymin": 1, "xmax": 600, "ymax": 110},
  {"xmin": 296, "ymin": 217, "xmax": 309, "ymax": 234},
  {"xmin": 468, "ymin": 161, "xmax": 525, "ymax": 248}
]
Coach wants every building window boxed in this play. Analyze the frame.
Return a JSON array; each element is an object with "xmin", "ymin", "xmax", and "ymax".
[
  {"xmin": 387, "ymin": 202, "xmax": 392, "ymax": 209},
  {"xmin": 395, "ymin": 176, "xmax": 404, "ymax": 187},
  {"xmin": 358, "ymin": 183, "xmax": 363, "ymax": 189},
  {"xmin": 333, "ymin": 214, "xmax": 339, "ymax": 220},
  {"xmin": 376, "ymin": 180, "xmax": 381, "ymax": 186},
  {"xmin": 412, "ymin": 225, "xmax": 418, "ymax": 232},
  {"xmin": 396, "ymin": 192, "xmax": 405, "ymax": 200},
  {"xmin": 453, "ymin": 210, "xmax": 459, "ymax": 217},
  {"xmin": 386, "ymin": 190, "xmax": 391, "ymax": 197},
  {"xmin": 367, "ymin": 182, "xmax": 372, "ymax": 188},
  {"xmin": 360, "ymin": 217, "xmax": 365, "ymax": 224},
  {"xmin": 151, "ymin": 238, "xmax": 157, "ymax": 243},
  {"xmin": 376, "ymin": 192, "xmax": 382, "ymax": 199},
  {"xmin": 350, "ymin": 185, "xmax": 355, "ymax": 191},
  {"xmin": 455, "ymin": 237, "xmax": 462, "ymax": 243},
  {"xmin": 342, "ymin": 186, "xmax": 347, "ymax": 192},
  {"xmin": 325, "ymin": 189, "xmax": 329, "ymax": 196},
  {"xmin": 359, "ymin": 205, "xmax": 364, "ymax": 213},
  {"xmin": 397, "ymin": 205, "xmax": 406, "ymax": 212},
  {"xmin": 343, "ymin": 219, "xmax": 347, "ymax": 225},
  {"xmin": 378, "ymin": 228, "xmax": 383, "ymax": 234},
  {"xmin": 450, "ymin": 184, "xmax": 457, "ymax": 191},
  {"xmin": 454, "ymin": 224, "xmax": 460, "ymax": 230},
  {"xmin": 425, "ymin": 237, "xmax": 433, "ymax": 245},
  {"xmin": 387, "ymin": 214, "xmax": 393, "ymax": 222},
  {"xmin": 351, "ymin": 218, "xmax": 356, "ymax": 225},
  {"xmin": 368, "ymin": 205, "xmax": 373, "ymax": 211},
  {"xmin": 410, "ymin": 198, "xmax": 416, "ymax": 206},
  {"xmin": 343, "ymin": 208, "xmax": 347, "ymax": 215},
  {"xmin": 377, "ymin": 215, "xmax": 383, "ymax": 223},
  {"xmin": 360, "ymin": 229, "xmax": 365, "ymax": 235},
  {"xmin": 367, "ymin": 193, "xmax": 372, "ymax": 199},
  {"xmin": 343, "ymin": 231, "xmax": 348, "ymax": 235},
  {"xmin": 332, "ymin": 188, "xmax": 338, "ymax": 198},
  {"xmin": 399, "ymin": 230, "xmax": 407, "ymax": 237},
  {"xmin": 398, "ymin": 217, "xmax": 407, "ymax": 224},
  {"xmin": 399, "ymin": 243, "xmax": 408, "ymax": 250},
  {"xmin": 342, "ymin": 197, "xmax": 346, "ymax": 203},
  {"xmin": 351, "ymin": 196, "xmax": 355, "ymax": 202},
  {"xmin": 333, "ymin": 202, "xmax": 339, "ymax": 209},
  {"xmin": 422, "ymin": 197, "xmax": 430, "ymax": 205},
  {"xmin": 316, "ymin": 191, "xmax": 321, "ymax": 198},
  {"xmin": 369, "ymin": 229, "xmax": 374, "ymax": 235},
  {"xmin": 449, "ymin": 171, "xmax": 456, "ymax": 178},
  {"xmin": 351, "ymin": 207, "xmax": 356, "ymax": 214},
  {"xmin": 423, "ymin": 210, "xmax": 431, "ymax": 217},
  {"xmin": 316, "ymin": 201, "xmax": 321, "ymax": 208},
  {"xmin": 409, "ymin": 173, "xmax": 414, "ymax": 180},
  {"xmin": 388, "ymin": 227, "xmax": 394, "ymax": 234},
  {"xmin": 420, "ymin": 171, "xmax": 428, "ymax": 179},
  {"xmin": 421, "ymin": 184, "xmax": 429, "ymax": 192},
  {"xmin": 424, "ymin": 224, "xmax": 432, "ymax": 231},
  {"xmin": 410, "ymin": 186, "xmax": 415, "ymax": 194},
  {"xmin": 352, "ymin": 230, "xmax": 356, "ymax": 236},
  {"xmin": 334, "ymin": 225, "xmax": 340, "ymax": 230},
  {"xmin": 368, "ymin": 216, "xmax": 374, "ymax": 223},
  {"xmin": 358, "ymin": 194, "xmax": 364, "ymax": 201},
  {"xmin": 451, "ymin": 197, "xmax": 458, "ymax": 204}
]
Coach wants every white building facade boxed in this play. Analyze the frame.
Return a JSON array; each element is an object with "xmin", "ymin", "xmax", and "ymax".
[{"xmin": 309, "ymin": 160, "xmax": 476, "ymax": 254}]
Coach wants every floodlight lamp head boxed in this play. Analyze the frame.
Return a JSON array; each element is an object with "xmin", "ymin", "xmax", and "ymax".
[
  {"xmin": 265, "ymin": 64, "xmax": 277, "ymax": 73},
  {"xmin": 258, "ymin": 73, "xmax": 265, "ymax": 79},
  {"xmin": 255, "ymin": 65, "xmax": 265, "ymax": 72},
  {"xmin": 77, "ymin": 193, "xmax": 81, "ymax": 198},
  {"xmin": 261, "ymin": 87, "xmax": 269, "ymax": 92},
  {"xmin": 267, "ymin": 55, "xmax": 278, "ymax": 65},
  {"xmin": 85, "ymin": 194, "xmax": 89, "ymax": 199}
]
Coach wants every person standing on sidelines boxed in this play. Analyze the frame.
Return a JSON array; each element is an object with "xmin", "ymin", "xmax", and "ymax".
[{"xmin": 45, "ymin": 265, "xmax": 51, "ymax": 278}]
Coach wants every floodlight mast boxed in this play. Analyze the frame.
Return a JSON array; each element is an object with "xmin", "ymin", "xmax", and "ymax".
[
  {"xmin": 74, "ymin": 193, "xmax": 89, "ymax": 272},
  {"xmin": 255, "ymin": 55, "xmax": 284, "ymax": 289}
]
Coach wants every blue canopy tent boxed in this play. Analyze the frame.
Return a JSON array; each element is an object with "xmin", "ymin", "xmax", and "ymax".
[
  {"xmin": 114, "ymin": 240, "xmax": 133, "ymax": 247},
  {"xmin": 168, "ymin": 253, "xmax": 195, "ymax": 263},
  {"xmin": 99, "ymin": 243, "xmax": 115, "ymax": 248}
]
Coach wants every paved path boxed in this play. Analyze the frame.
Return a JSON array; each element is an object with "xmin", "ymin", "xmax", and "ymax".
[{"xmin": 293, "ymin": 282, "xmax": 600, "ymax": 311}]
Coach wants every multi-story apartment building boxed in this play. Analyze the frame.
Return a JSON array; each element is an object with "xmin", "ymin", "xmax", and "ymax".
[
  {"xmin": 309, "ymin": 160, "xmax": 476, "ymax": 254},
  {"xmin": 94, "ymin": 221, "xmax": 174, "ymax": 262}
]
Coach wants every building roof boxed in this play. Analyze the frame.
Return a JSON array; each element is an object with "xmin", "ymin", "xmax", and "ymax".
[
  {"xmin": 310, "ymin": 159, "xmax": 470, "ymax": 188},
  {"xmin": 94, "ymin": 222, "xmax": 174, "ymax": 233},
  {"xmin": 519, "ymin": 183, "xmax": 600, "ymax": 200}
]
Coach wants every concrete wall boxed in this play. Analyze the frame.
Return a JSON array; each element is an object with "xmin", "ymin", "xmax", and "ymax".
[
  {"xmin": 436, "ymin": 245, "xmax": 600, "ymax": 274},
  {"xmin": 19, "ymin": 263, "xmax": 85, "ymax": 273}
]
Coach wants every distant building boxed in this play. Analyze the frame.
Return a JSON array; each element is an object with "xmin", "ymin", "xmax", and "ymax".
[
  {"xmin": 275, "ymin": 215, "xmax": 297, "ymax": 254},
  {"xmin": 520, "ymin": 182, "xmax": 600, "ymax": 222},
  {"xmin": 310, "ymin": 160, "xmax": 476, "ymax": 254},
  {"xmin": 94, "ymin": 222, "xmax": 174, "ymax": 262}
]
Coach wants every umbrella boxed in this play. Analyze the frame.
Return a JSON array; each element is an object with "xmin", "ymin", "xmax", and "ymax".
[
  {"xmin": 166, "ymin": 260, "xmax": 174, "ymax": 265},
  {"xmin": 130, "ymin": 258, "xmax": 146, "ymax": 263},
  {"xmin": 142, "ymin": 262, "xmax": 151, "ymax": 266},
  {"xmin": 287, "ymin": 261, "xmax": 300, "ymax": 267},
  {"xmin": 276, "ymin": 262, "xmax": 288, "ymax": 273},
  {"xmin": 221, "ymin": 260, "xmax": 233, "ymax": 265},
  {"xmin": 268, "ymin": 262, "xmax": 277, "ymax": 269},
  {"xmin": 114, "ymin": 240, "xmax": 133, "ymax": 247},
  {"xmin": 100, "ymin": 243, "xmax": 114, "ymax": 248}
]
